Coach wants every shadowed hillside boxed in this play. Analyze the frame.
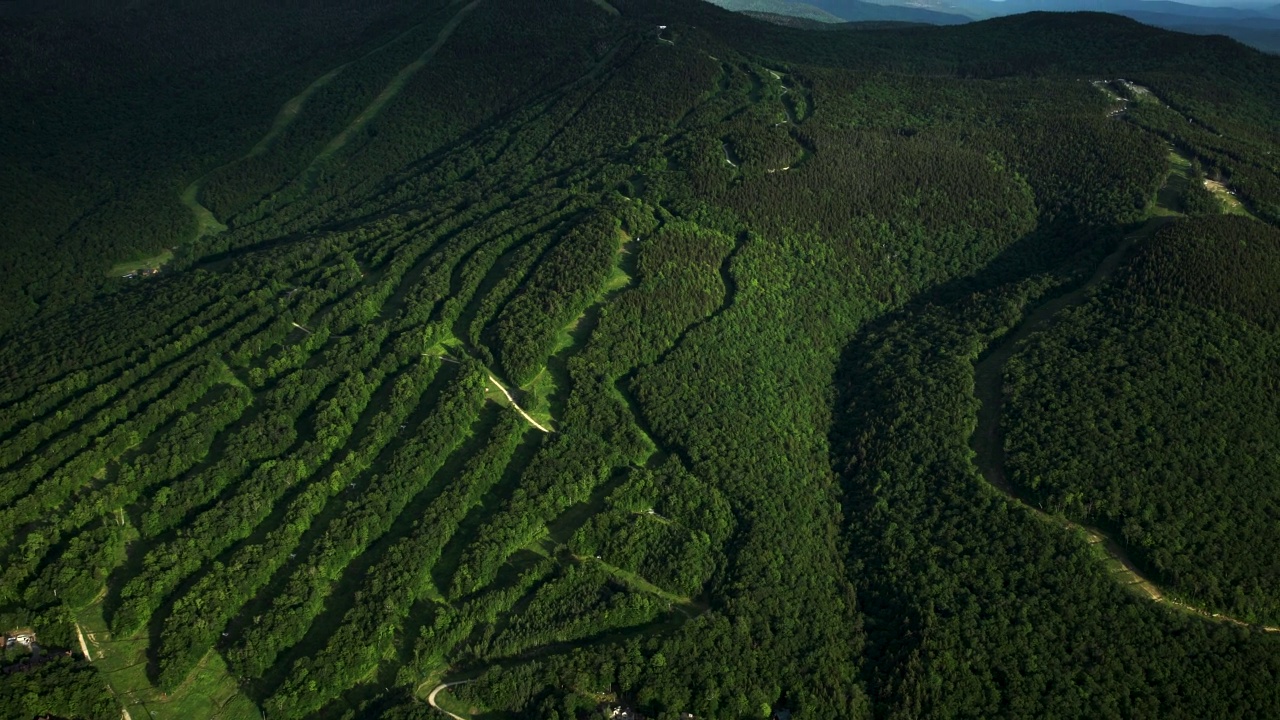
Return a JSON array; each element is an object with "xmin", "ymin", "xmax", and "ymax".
[{"xmin": 2, "ymin": 1, "xmax": 1279, "ymax": 718}]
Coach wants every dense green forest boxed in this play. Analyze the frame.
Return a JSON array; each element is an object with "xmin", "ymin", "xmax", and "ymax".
[
  {"xmin": 1, "ymin": 0, "xmax": 1279, "ymax": 718},
  {"xmin": 1003, "ymin": 217, "xmax": 1280, "ymax": 624}
]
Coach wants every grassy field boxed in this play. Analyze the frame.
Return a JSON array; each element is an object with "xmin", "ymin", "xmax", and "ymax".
[
  {"xmin": 430, "ymin": 684, "xmax": 485, "ymax": 719},
  {"xmin": 75, "ymin": 601, "xmax": 259, "ymax": 720},
  {"xmin": 108, "ymin": 249, "xmax": 175, "ymax": 278},
  {"xmin": 1155, "ymin": 148, "xmax": 1258, "ymax": 220},
  {"xmin": 1204, "ymin": 178, "xmax": 1256, "ymax": 218},
  {"xmin": 1153, "ymin": 149, "xmax": 1193, "ymax": 217}
]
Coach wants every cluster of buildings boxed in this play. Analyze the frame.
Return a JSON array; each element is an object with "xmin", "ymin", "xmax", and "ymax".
[
  {"xmin": 2, "ymin": 630, "xmax": 73, "ymax": 675},
  {"xmin": 2, "ymin": 631, "xmax": 35, "ymax": 650}
]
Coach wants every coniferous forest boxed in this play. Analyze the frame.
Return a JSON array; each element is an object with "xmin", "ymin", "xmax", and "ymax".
[{"xmin": 1, "ymin": 1, "xmax": 1279, "ymax": 718}]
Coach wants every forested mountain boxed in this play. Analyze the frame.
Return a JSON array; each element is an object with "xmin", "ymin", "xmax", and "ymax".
[
  {"xmin": 969, "ymin": 0, "xmax": 1280, "ymax": 18},
  {"xmin": 1121, "ymin": 11, "xmax": 1280, "ymax": 52},
  {"xmin": 867, "ymin": 0, "xmax": 1280, "ymax": 51},
  {"xmin": 988, "ymin": 1, "xmax": 1280, "ymax": 53},
  {"xmin": 2, "ymin": 1, "xmax": 1279, "ymax": 719},
  {"xmin": 0, "ymin": 0, "xmax": 436, "ymax": 334}
]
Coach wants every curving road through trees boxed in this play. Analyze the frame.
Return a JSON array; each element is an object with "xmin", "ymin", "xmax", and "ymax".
[
  {"xmin": 427, "ymin": 680, "xmax": 474, "ymax": 720},
  {"xmin": 969, "ymin": 214, "xmax": 1278, "ymax": 633}
]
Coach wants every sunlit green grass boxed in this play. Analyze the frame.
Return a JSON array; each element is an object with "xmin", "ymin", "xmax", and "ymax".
[
  {"xmin": 74, "ymin": 602, "xmax": 258, "ymax": 720},
  {"xmin": 108, "ymin": 249, "xmax": 175, "ymax": 278}
]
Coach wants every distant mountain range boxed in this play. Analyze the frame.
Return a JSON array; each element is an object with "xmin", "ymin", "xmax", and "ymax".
[
  {"xmin": 743, "ymin": 10, "xmax": 939, "ymax": 28},
  {"xmin": 719, "ymin": 0, "xmax": 1280, "ymax": 52},
  {"xmin": 705, "ymin": 0, "xmax": 969, "ymax": 24},
  {"xmin": 799, "ymin": 0, "xmax": 970, "ymax": 22},
  {"xmin": 949, "ymin": 0, "xmax": 1280, "ymax": 19},
  {"xmin": 954, "ymin": 0, "xmax": 1280, "ymax": 51}
]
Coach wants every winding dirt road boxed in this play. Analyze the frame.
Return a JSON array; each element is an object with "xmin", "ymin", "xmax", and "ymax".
[
  {"xmin": 488, "ymin": 375, "xmax": 552, "ymax": 433},
  {"xmin": 75, "ymin": 622, "xmax": 92, "ymax": 661},
  {"xmin": 427, "ymin": 680, "xmax": 474, "ymax": 719},
  {"xmin": 969, "ymin": 216, "xmax": 1277, "ymax": 633},
  {"xmin": 721, "ymin": 143, "xmax": 738, "ymax": 168}
]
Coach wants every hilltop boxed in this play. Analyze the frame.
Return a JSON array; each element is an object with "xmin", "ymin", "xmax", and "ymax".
[{"xmin": 1, "ymin": 1, "xmax": 1279, "ymax": 718}]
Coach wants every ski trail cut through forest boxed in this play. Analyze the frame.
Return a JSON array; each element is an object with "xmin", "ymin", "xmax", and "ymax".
[
  {"xmin": 246, "ymin": 67, "xmax": 347, "ymax": 158},
  {"xmin": 176, "ymin": 19, "xmax": 429, "ymax": 243},
  {"xmin": 487, "ymin": 374, "xmax": 551, "ymax": 434},
  {"xmin": 179, "ymin": 50, "xmax": 354, "ymax": 240},
  {"xmin": 306, "ymin": 0, "xmax": 484, "ymax": 174},
  {"xmin": 970, "ymin": 215, "xmax": 1279, "ymax": 634},
  {"xmin": 245, "ymin": 8, "xmax": 436, "ymax": 158},
  {"xmin": 721, "ymin": 142, "xmax": 739, "ymax": 168},
  {"xmin": 179, "ymin": 180, "xmax": 227, "ymax": 244},
  {"xmin": 585, "ymin": 0, "xmax": 620, "ymax": 16}
]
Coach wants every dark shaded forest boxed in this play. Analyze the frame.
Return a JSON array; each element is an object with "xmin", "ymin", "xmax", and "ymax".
[
  {"xmin": 1004, "ymin": 217, "xmax": 1280, "ymax": 624},
  {"xmin": 1, "ymin": 0, "xmax": 1279, "ymax": 718}
]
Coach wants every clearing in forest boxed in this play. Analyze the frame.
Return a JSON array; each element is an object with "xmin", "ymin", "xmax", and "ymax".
[
  {"xmin": 178, "ymin": 179, "xmax": 228, "ymax": 243},
  {"xmin": 1203, "ymin": 178, "xmax": 1255, "ymax": 217},
  {"xmin": 73, "ymin": 602, "xmax": 258, "ymax": 720},
  {"xmin": 108, "ymin": 249, "xmax": 174, "ymax": 278},
  {"xmin": 1153, "ymin": 149, "xmax": 1193, "ymax": 216}
]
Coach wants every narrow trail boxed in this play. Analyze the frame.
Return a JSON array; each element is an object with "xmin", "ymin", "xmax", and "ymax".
[
  {"xmin": 246, "ymin": 67, "xmax": 347, "ymax": 158},
  {"xmin": 721, "ymin": 142, "xmax": 739, "ymax": 168},
  {"xmin": 969, "ymin": 216, "xmax": 1278, "ymax": 634},
  {"xmin": 427, "ymin": 680, "xmax": 474, "ymax": 720},
  {"xmin": 178, "ymin": 47, "xmax": 352, "ymax": 243},
  {"xmin": 174, "ymin": 14, "xmax": 442, "ymax": 247},
  {"xmin": 584, "ymin": 0, "xmax": 620, "ymax": 16},
  {"xmin": 429, "ymin": 352, "xmax": 552, "ymax": 435},
  {"xmin": 487, "ymin": 374, "xmax": 552, "ymax": 434},
  {"xmin": 305, "ymin": 0, "xmax": 484, "ymax": 176},
  {"xmin": 76, "ymin": 622, "xmax": 92, "ymax": 661}
]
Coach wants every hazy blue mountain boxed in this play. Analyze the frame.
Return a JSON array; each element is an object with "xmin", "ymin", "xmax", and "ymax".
[
  {"xmin": 1125, "ymin": 8, "xmax": 1280, "ymax": 27},
  {"xmin": 704, "ymin": 0, "xmax": 844, "ymax": 22},
  {"xmin": 741, "ymin": 9, "xmax": 845, "ymax": 26},
  {"xmin": 938, "ymin": 0, "xmax": 1280, "ymax": 18},
  {"xmin": 801, "ymin": 0, "xmax": 970, "ymax": 22},
  {"xmin": 1123, "ymin": 10, "xmax": 1280, "ymax": 50},
  {"xmin": 1033, "ymin": 0, "xmax": 1260, "ymax": 17},
  {"xmin": 871, "ymin": 0, "xmax": 1280, "ymax": 50},
  {"xmin": 708, "ymin": 0, "xmax": 968, "ymax": 23}
]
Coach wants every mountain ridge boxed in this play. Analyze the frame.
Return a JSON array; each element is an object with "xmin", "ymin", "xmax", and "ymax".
[
  {"xmin": 869, "ymin": 0, "xmax": 1280, "ymax": 50},
  {"xmin": 706, "ymin": 0, "xmax": 969, "ymax": 23}
]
